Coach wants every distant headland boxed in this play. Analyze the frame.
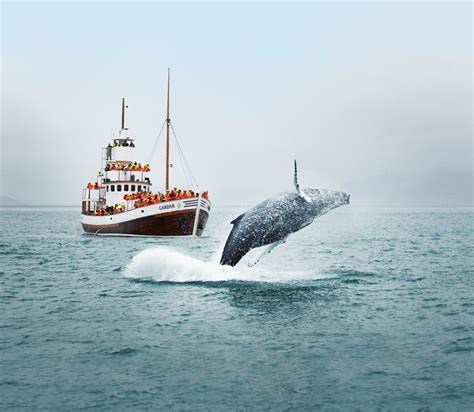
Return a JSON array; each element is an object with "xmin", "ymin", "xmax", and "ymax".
[{"xmin": 0, "ymin": 196, "xmax": 24, "ymax": 206}]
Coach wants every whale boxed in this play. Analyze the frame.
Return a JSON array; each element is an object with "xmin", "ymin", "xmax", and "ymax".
[{"xmin": 220, "ymin": 161, "xmax": 350, "ymax": 267}]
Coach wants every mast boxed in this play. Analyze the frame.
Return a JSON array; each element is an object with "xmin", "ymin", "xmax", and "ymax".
[
  {"xmin": 121, "ymin": 98, "xmax": 126, "ymax": 130},
  {"xmin": 165, "ymin": 68, "xmax": 171, "ymax": 191}
]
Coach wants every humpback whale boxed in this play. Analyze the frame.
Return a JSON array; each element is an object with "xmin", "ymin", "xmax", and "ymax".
[{"xmin": 220, "ymin": 161, "xmax": 350, "ymax": 267}]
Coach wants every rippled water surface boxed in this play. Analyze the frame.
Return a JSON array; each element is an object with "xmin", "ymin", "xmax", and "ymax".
[{"xmin": 1, "ymin": 206, "xmax": 473, "ymax": 410}]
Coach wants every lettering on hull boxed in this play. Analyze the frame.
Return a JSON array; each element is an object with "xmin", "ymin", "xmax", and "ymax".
[{"xmin": 159, "ymin": 204, "xmax": 175, "ymax": 211}]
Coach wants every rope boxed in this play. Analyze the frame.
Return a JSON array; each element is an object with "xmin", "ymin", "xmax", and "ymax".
[
  {"xmin": 176, "ymin": 141, "xmax": 192, "ymax": 189},
  {"xmin": 170, "ymin": 122, "xmax": 199, "ymax": 190},
  {"xmin": 147, "ymin": 120, "xmax": 166, "ymax": 163}
]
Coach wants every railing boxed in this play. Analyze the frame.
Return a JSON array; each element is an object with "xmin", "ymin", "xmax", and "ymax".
[
  {"xmin": 82, "ymin": 199, "xmax": 105, "ymax": 214},
  {"xmin": 103, "ymin": 170, "xmax": 150, "ymax": 184},
  {"xmin": 102, "ymin": 178, "xmax": 151, "ymax": 185},
  {"xmin": 82, "ymin": 188, "xmax": 106, "ymax": 200},
  {"xmin": 82, "ymin": 188, "xmax": 106, "ymax": 214},
  {"xmin": 82, "ymin": 193, "xmax": 209, "ymax": 216}
]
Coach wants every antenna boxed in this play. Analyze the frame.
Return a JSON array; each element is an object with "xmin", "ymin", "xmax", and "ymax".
[
  {"xmin": 121, "ymin": 98, "xmax": 126, "ymax": 130},
  {"xmin": 165, "ymin": 68, "xmax": 171, "ymax": 191}
]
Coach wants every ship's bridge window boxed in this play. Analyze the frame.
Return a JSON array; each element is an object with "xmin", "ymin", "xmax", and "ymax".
[
  {"xmin": 138, "ymin": 185, "xmax": 142, "ymax": 192},
  {"xmin": 131, "ymin": 185, "xmax": 136, "ymax": 191},
  {"xmin": 117, "ymin": 184, "xmax": 122, "ymax": 192},
  {"xmin": 111, "ymin": 185, "xmax": 115, "ymax": 192},
  {"xmin": 124, "ymin": 184, "xmax": 129, "ymax": 191}
]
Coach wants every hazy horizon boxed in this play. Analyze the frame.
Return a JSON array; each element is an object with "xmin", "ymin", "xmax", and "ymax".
[{"xmin": 2, "ymin": 2, "xmax": 472, "ymax": 207}]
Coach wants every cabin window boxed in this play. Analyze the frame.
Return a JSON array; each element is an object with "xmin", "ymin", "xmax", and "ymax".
[
  {"xmin": 138, "ymin": 185, "xmax": 142, "ymax": 192},
  {"xmin": 106, "ymin": 186, "xmax": 109, "ymax": 192},
  {"xmin": 124, "ymin": 184, "xmax": 129, "ymax": 191},
  {"xmin": 117, "ymin": 185, "xmax": 122, "ymax": 192},
  {"xmin": 131, "ymin": 185, "xmax": 136, "ymax": 191},
  {"xmin": 111, "ymin": 185, "xmax": 115, "ymax": 192}
]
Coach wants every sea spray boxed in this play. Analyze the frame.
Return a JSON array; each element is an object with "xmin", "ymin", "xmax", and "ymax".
[
  {"xmin": 124, "ymin": 247, "xmax": 323, "ymax": 283},
  {"xmin": 124, "ymin": 247, "xmax": 233, "ymax": 282}
]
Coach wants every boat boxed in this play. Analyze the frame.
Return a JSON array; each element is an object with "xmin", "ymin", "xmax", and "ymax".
[{"xmin": 81, "ymin": 70, "xmax": 211, "ymax": 236}]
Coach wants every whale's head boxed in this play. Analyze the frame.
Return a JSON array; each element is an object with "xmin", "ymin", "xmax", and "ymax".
[{"xmin": 302, "ymin": 188, "xmax": 350, "ymax": 215}]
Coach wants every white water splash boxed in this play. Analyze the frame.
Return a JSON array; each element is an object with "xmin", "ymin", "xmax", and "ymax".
[{"xmin": 124, "ymin": 247, "xmax": 326, "ymax": 283}]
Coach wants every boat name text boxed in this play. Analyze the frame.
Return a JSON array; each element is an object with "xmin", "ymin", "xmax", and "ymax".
[{"xmin": 159, "ymin": 204, "xmax": 175, "ymax": 211}]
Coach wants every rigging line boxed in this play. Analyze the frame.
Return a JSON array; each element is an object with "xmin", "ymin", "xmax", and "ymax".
[
  {"xmin": 176, "ymin": 142, "xmax": 192, "ymax": 189},
  {"xmin": 171, "ymin": 127, "xmax": 195, "ymax": 188},
  {"xmin": 178, "ymin": 143, "xmax": 197, "ymax": 190},
  {"xmin": 170, "ymin": 122, "xmax": 199, "ymax": 189},
  {"xmin": 169, "ymin": 126, "xmax": 190, "ymax": 188},
  {"xmin": 174, "ymin": 128, "xmax": 198, "ymax": 190},
  {"xmin": 174, "ymin": 137, "xmax": 193, "ymax": 190},
  {"xmin": 176, "ymin": 136, "xmax": 198, "ymax": 190},
  {"xmin": 147, "ymin": 120, "xmax": 166, "ymax": 164}
]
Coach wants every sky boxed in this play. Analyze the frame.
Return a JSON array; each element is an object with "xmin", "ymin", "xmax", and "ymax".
[{"xmin": 1, "ymin": 1, "xmax": 472, "ymax": 206}]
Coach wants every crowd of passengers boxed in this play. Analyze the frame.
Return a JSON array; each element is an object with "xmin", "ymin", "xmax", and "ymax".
[
  {"xmin": 86, "ymin": 182, "xmax": 102, "ymax": 190},
  {"xmin": 106, "ymin": 141, "xmax": 135, "ymax": 160},
  {"xmin": 93, "ymin": 189, "xmax": 210, "ymax": 216},
  {"xmin": 95, "ymin": 188, "xmax": 209, "ymax": 216},
  {"xmin": 110, "ymin": 140, "xmax": 135, "ymax": 148},
  {"xmin": 124, "ymin": 188, "xmax": 209, "ymax": 208},
  {"xmin": 95, "ymin": 204, "xmax": 125, "ymax": 216},
  {"xmin": 105, "ymin": 162, "xmax": 150, "ymax": 172}
]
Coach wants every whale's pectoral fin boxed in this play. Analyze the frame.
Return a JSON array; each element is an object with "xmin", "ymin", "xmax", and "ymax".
[
  {"xmin": 247, "ymin": 238, "xmax": 287, "ymax": 267},
  {"xmin": 293, "ymin": 160, "xmax": 312, "ymax": 203}
]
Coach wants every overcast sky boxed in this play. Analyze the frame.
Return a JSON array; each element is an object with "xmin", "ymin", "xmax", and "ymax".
[{"xmin": 1, "ymin": 2, "xmax": 472, "ymax": 206}]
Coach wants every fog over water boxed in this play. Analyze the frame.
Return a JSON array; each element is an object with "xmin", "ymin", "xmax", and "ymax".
[{"xmin": 1, "ymin": 2, "xmax": 472, "ymax": 206}]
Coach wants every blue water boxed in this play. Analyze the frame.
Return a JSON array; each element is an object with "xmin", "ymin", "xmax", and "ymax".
[{"xmin": 1, "ymin": 206, "xmax": 473, "ymax": 410}]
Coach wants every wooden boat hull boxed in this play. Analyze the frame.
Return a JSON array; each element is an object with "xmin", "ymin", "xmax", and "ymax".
[{"xmin": 81, "ymin": 198, "xmax": 211, "ymax": 237}]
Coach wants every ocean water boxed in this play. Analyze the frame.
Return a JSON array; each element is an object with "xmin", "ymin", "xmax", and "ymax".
[{"xmin": 1, "ymin": 206, "xmax": 473, "ymax": 410}]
